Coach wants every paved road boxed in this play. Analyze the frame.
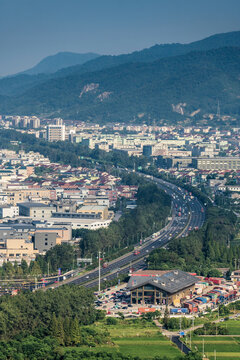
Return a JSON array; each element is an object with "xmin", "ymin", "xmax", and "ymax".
[
  {"xmin": 154, "ymin": 319, "xmax": 191, "ymax": 354},
  {"xmin": 48, "ymin": 174, "xmax": 205, "ymax": 290},
  {"xmin": 171, "ymin": 336, "xmax": 191, "ymax": 355}
]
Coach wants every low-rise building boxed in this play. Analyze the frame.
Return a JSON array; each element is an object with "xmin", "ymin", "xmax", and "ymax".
[
  {"xmin": 231, "ymin": 270, "xmax": 240, "ymax": 283},
  {"xmin": 0, "ymin": 238, "xmax": 38, "ymax": 265},
  {"xmin": 18, "ymin": 202, "xmax": 56, "ymax": 220},
  {"xmin": 4, "ymin": 188, "xmax": 57, "ymax": 205},
  {"xmin": 127, "ymin": 270, "xmax": 198, "ymax": 306},
  {"xmin": 193, "ymin": 157, "xmax": 240, "ymax": 170},
  {"xmin": 77, "ymin": 205, "xmax": 109, "ymax": 220},
  {"xmin": 33, "ymin": 224, "xmax": 72, "ymax": 253},
  {"xmin": 0, "ymin": 205, "xmax": 19, "ymax": 218},
  {"xmin": 50, "ymin": 216, "xmax": 111, "ymax": 230}
]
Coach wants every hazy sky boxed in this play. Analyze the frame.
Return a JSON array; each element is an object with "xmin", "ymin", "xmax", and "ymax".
[{"xmin": 1, "ymin": 0, "xmax": 240, "ymax": 76}]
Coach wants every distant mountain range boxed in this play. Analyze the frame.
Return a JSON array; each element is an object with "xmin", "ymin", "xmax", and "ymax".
[
  {"xmin": 20, "ymin": 52, "xmax": 100, "ymax": 75},
  {"xmin": 0, "ymin": 52, "xmax": 100, "ymax": 97},
  {"xmin": 1, "ymin": 31, "xmax": 240, "ymax": 125}
]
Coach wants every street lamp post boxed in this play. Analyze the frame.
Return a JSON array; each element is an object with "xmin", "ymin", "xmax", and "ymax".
[{"xmin": 98, "ymin": 251, "xmax": 101, "ymax": 293}]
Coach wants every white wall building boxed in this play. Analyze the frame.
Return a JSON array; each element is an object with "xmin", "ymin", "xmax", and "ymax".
[
  {"xmin": 0, "ymin": 205, "xmax": 19, "ymax": 218},
  {"xmin": 46, "ymin": 125, "xmax": 65, "ymax": 142}
]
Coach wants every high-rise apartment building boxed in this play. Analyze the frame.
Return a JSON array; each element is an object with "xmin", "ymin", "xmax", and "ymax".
[{"xmin": 46, "ymin": 124, "xmax": 65, "ymax": 142}]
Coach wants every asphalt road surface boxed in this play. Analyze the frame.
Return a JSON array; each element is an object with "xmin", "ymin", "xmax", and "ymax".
[{"xmin": 50, "ymin": 174, "xmax": 205, "ymax": 290}]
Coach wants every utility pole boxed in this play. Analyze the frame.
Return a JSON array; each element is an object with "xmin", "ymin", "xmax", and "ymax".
[
  {"xmin": 214, "ymin": 349, "xmax": 216, "ymax": 360},
  {"xmin": 47, "ymin": 262, "xmax": 50, "ymax": 278},
  {"xmin": 190, "ymin": 317, "xmax": 194, "ymax": 349},
  {"xmin": 179, "ymin": 317, "xmax": 183, "ymax": 352},
  {"xmin": 98, "ymin": 251, "xmax": 101, "ymax": 293},
  {"xmin": 202, "ymin": 338, "xmax": 205, "ymax": 358}
]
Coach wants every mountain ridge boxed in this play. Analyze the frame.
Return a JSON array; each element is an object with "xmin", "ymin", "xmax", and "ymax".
[
  {"xmin": 52, "ymin": 30, "xmax": 240, "ymax": 79},
  {"xmin": 1, "ymin": 46, "xmax": 240, "ymax": 125},
  {"xmin": 1, "ymin": 30, "xmax": 240, "ymax": 98},
  {"xmin": 15, "ymin": 52, "xmax": 100, "ymax": 76}
]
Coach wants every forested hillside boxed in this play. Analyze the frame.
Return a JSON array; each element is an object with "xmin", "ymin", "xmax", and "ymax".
[
  {"xmin": 75, "ymin": 183, "xmax": 171, "ymax": 258},
  {"xmin": 1, "ymin": 30, "xmax": 240, "ymax": 99},
  {"xmin": 1, "ymin": 47, "xmax": 240, "ymax": 124},
  {"xmin": 148, "ymin": 207, "xmax": 239, "ymax": 275}
]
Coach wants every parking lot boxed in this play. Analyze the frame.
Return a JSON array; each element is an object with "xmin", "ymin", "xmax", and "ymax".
[
  {"xmin": 94, "ymin": 283, "xmax": 170, "ymax": 316},
  {"xmin": 94, "ymin": 284, "xmax": 139, "ymax": 315}
]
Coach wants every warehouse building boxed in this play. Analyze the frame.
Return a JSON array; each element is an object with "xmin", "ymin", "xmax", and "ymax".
[{"xmin": 127, "ymin": 270, "xmax": 198, "ymax": 306}]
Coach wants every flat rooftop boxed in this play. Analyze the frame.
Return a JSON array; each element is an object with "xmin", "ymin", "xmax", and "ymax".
[
  {"xmin": 18, "ymin": 202, "xmax": 50, "ymax": 208},
  {"xmin": 78, "ymin": 205, "xmax": 107, "ymax": 211}
]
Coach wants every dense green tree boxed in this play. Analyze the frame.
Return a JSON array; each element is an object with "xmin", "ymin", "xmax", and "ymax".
[
  {"xmin": 63, "ymin": 317, "xmax": 72, "ymax": 347},
  {"xmin": 69, "ymin": 318, "xmax": 81, "ymax": 346},
  {"xmin": 77, "ymin": 184, "xmax": 170, "ymax": 258},
  {"xmin": 20, "ymin": 259, "xmax": 29, "ymax": 275},
  {"xmin": 148, "ymin": 206, "xmax": 238, "ymax": 272}
]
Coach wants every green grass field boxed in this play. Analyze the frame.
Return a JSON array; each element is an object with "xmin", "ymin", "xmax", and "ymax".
[
  {"xmin": 114, "ymin": 336, "xmax": 181, "ymax": 359},
  {"xmin": 106, "ymin": 321, "xmax": 161, "ymax": 338},
  {"xmin": 64, "ymin": 336, "xmax": 181, "ymax": 359},
  {"xmin": 223, "ymin": 319, "xmax": 240, "ymax": 335},
  {"xmin": 65, "ymin": 320, "xmax": 182, "ymax": 359},
  {"xmin": 191, "ymin": 336, "xmax": 240, "ymax": 360}
]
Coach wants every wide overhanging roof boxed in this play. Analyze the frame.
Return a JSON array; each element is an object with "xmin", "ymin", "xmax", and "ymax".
[{"xmin": 127, "ymin": 270, "xmax": 198, "ymax": 294}]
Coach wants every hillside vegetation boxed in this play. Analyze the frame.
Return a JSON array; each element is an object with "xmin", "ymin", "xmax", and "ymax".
[
  {"xmin": 1, "ymin": 47, "xmax": 240, "ymax": 125},
  {"xmin": 148, "ymin": 206, "xmax": 239, "ymax": 275}
]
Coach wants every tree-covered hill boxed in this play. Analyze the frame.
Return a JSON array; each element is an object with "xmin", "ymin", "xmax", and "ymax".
[
  {"xmin": 1, "ymin": 30, "xmax": 240, "ymax": 101},
  {"xmin": 53, "ymin": 30, "xmax": 240, "ymax": 78},
  {"xmin": 0, "ymin": 53, "xmax": 100, "ymax": 97},
  {"xmin": 148, "ymin": 206, "xmax": 239, "ymax": 275},
  {"xmin": 1, "ymin": 47, "xmax": 240, "ymax": 124}
]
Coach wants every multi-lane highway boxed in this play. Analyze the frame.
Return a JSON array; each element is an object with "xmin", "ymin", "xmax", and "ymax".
[{"xmin": 50, "ymin": 175, "xmax": 205, "ymax": 290}]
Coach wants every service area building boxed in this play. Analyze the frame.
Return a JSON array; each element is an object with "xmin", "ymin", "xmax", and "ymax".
[{"xmin": 127, "ymin": 270, "xmax": 198, "ymax": 306}]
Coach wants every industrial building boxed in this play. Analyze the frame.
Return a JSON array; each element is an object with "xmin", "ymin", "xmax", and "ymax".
[{"xmin": 127, "ymin": 270, "xmax": 198, "ymax": 306}]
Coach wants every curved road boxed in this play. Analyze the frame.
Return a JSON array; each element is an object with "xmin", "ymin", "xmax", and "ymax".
[{"xmin": 51, "ymin": 175, "xmax": 205, "ymax": 290}]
